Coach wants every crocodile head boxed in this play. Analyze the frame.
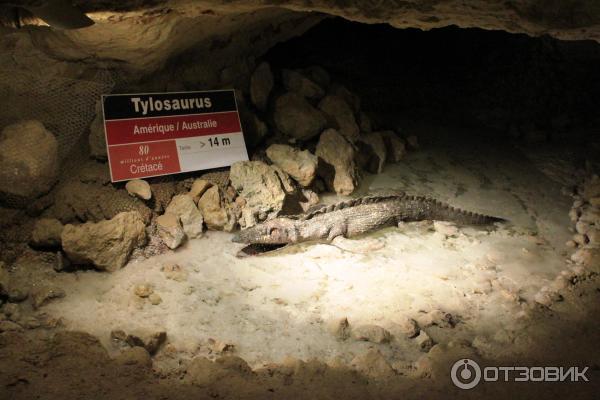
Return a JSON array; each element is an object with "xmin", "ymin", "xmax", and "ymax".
[{"xmin": 232, "ymin": 217, "xmax": 298, "ymax": 244}]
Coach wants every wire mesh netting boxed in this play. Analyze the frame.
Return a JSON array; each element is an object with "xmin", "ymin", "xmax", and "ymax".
[{"xmin": 0, "ymin": 68, "xmax": 115, "ymax": 207}]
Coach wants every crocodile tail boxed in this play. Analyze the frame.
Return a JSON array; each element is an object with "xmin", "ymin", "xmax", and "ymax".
[{"xmin": 417, "ymin": 197, "xmax": 505, "ymax": 225}]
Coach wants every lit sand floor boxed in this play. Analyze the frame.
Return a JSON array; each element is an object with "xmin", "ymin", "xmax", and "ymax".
[{"xmin": 45, "ymin": 130, "xmax": 574, "ymax": 371}]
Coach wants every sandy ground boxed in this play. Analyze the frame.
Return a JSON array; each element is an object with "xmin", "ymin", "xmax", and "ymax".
[{"xmin": 2, "ymin": 124, "xmax": 599, "ymax": 399}]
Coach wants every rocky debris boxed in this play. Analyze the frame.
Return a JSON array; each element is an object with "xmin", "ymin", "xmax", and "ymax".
[
  {"xmin": 282, "ymin": 69, "xmax": 325, "ymax": 99},
  {"xmin": 198, "ymin": 186, "xmax": 233, "ymax": 231},
  {"xmin": 350, "ymin": 349, "xmax": 395, "ymax": 379},
  {"xmin": 61, "ymin": 211, "xmax": 147, "ymax": 272},
  {"xmin": 0, "ymin": 320, "xmax": 23, "ymax": 332},
  {"xmin": 189, "ymin": 179, "xmax": 212, "ymax": 204},
  {"xmin": 125, "ymin": 330, "xmax": 167, "ymax": 355},
  {"xmin": 207, "ymin": 338, "xmax": 235, "ymax": 355},
  {"xmin": 0, "ymin": 266, "xmax": 28, "ymax": 303},
  {"xmin": 155, "ymin": 212, "xmax": 185, "ymax": 249},
  {"xmin": 302, "ymin": 66, "xmax": 331, "ymax": 89},
  {"xmin": 352, "ymin": 324, "xmax": 392, "ymax": 344},
  {"xmin": 299, "ymin": 189, "xmax": 320, "ymax": 212},
  {"xmin": 415, "ymin": 330, "xmax": 435, "ymax": 352},
  {"xmin": 161, "ymin": 263, "xmax": 188, "ymax": 282},
  {"xmin": 148, "ymin": 293, "xmax": 162, "ymax": 305},
  {"xmin": 114, "ymin": 346, "xmax": 152, "ymax": 367},
  {"xmin": 51, "ymin": 180, "xmax": 152, "ymax": 224},
  {"xmin": 415, "ymin": 341, "xmax": 478, "ymax": 379},
  {"xmin": 326, "ymin": 317, "xmax": 351, "ymax": 341},
  {"xmin": 318, "ymin": 95, "xmax": 360, "ymax": 142},
  {"xmin": 0, "ymin": 120, "xmax": 59, "ymax": 200},
  {"xmin": 273, "ymin": 92, "xmax": 327, "ymax": 140},
  {"xmin": 316, "ymin": 129, "xmax": 358, "ymax": 195},
  {"xmin": 230, "ymin": 161, "xmax": 287, "ymax": 228},
  {"xmin": 125, "ymin": 179, "xmax": 152, "ymax": 201},
  {"xmin": 266, "ymin": 144, "xmax": 318, "ymax": 187},
  {"xmin": 417, "ymin": 310, "xmax": 457, "ymax": 328},
  {"xmin": 329, "ymin": 84, "xmax": 361, "ymax": 115},
  {"xmin": 30, "ymin": 218, "xmax": 63, "ymax": 248},
  {"xmin": 165, "ymin": 194, "xmax": 203, "ymax": 239},
  {"xmin": 185, "ymin": 355, "xmax": 252, "ymax": 387},
  {"xmin": 380, "ymin": 131, "xmax": 407, "ymax": 162},
  {"xmin": 134, "ymin": 283, "xmax": 154, "ymax": 298},
  {"xmin": 357, "ymin": 132, "xmax": 387, "ymax": 174},
  {"xmin": 571, "ymin": 248, "xmax": 600, "ymax": 271},
  {"xmin": 30, "ymin": 285, "xmax": 65, "ymax": 309},
  {"xmin": 250, "ymin": 62, "xmax": 274, "ymax": 111},
  {"xmin": 391, "ymin": 317, "xmax": 420, "ymax": 339},
  {"xmin": 89, "ymin": 101, "xmax": 107, "ymax": 159},
  {"xmin": 534, "ymin": 287, "xmax": 563, "ymax": 307}
]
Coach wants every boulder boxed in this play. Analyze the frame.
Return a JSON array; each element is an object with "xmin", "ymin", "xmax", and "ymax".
[
  {"xmin": 30, "ymin": 218, "xmax": 64, "ymax": 248},
  {"xmin": 125, "ymin": 179, "xmax": 152, "ymax": 200},
  {"xmin": 352, "ymin": 324, "xmax": 391, "ymax": 344},
  {"xmin": 357, "ymin": 132, "xmax": 387, "ymax": 174},
  {"xmin": 329, "ymin": 84, "xmax": 361, "ymax": 115},
  {"xmin": 89, "ymin": 101, "xmax": 107, "ymax": 159},
  {"xmin": 266, "ymin": 144, "xmax": 318, "ymax": 187},
  {"xmin": 155, "ymin": 212, "xmax": 185, "ymax": 249},
  {"xmin": 316, "ymin": 129, "xmax": 358, "ymax": 195},
  {"xmin": 165, "ymin": 194, "xmax": 204, "ymax": 239},
  {"xmin": 273, "ymin": 92, "xmax": 327, "ymax": 140},
  {"xmin": 282, "ymin": 69, "xmax": 325, "ymax": 99},
  {"xmin": 350, "ymin": 349, "xmax": 395, "ymax": 379},
  {"xmin": 380, "ymin": 131, "xmax": 407, "ymax": 162},
  {"xmin": 189, "ymin": 179, "xmax": 212, "ymax": 203},
  {"xmin": 249, "ymin": 62, "xmax": 273, "ymax": 111},
  {"xmin": 302, "ymin": 66, "xmax": 331, "ymax": 89},
  {"xmin": 318, "ymin": 95, "xmax": 360, "ymax": 142},
  {"xmin": 198, "ymin": 186, "xmax": 231, "ymax": 231},
  {"xmin": 0, "ymin": 120, "xmax": 59, "ymax": 199},
  {"xmin": 229, "ymin": 161, "xmax": 287, "ymax": 228},
  {"xmin": 61, "ymin": 211, "xmax": 147, "ymax": 272}
]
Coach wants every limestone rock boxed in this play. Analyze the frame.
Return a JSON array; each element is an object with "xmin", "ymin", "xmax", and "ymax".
[
  {"xmin": 61, "ymin": 211, "xmax": 147, "ymax": 272},
  {"xmin": 266, "ymin": 144, "xmax": 318, "ymax": 187},
  {"xmin": 352, "ymin": 324, "xmax": 391, "ymax": 344},
  {"xmin": 114, "ymin": 346, "xmax": 152, "ymax": 367},
  {"xmin": 250, "ymin": 62, "xmax": 273, "ymax": 111},
  {"xmin": 302, "ymin": 66, "xmax": 331, "ymax": 89},
  {"xmin": 165, "ymin": 195, "xmax": 204, "ymax": 239},
  {"xmin": 391, "ymin": 317, "xmax": 420, "ymax": 339},
  {"xmin": 149, "ymin": 293, "xmax": 162, "ymax": 305},
  {"xmin": 273, "ymin": 92, "xmax": 327, "ymax": 140},
  {"xmin": 329, "ymin": 84, "xmax": 361, "ymax": 115},
  {"xmin": 282, "ymin": 69, "xmax": 325, "ymax": 99},
  {"xmin": 125, "ymin": 179, "xmax": 152, "ymax": 201},
  {"xmin": 189, "ymin": 179, "xmax": 212, "ymax": 203},
  {"xmin": 155, "ymin": 212, "xmax": 185, "ymax": 249},
  {"xmin": 134, "ymin": 284, "xmax": 154, "ymax": 298},
  {"xmin": 89, "ymin": 101, "xmax": 107, "ymax": 159},
  {"xmin": 0, "ymin": 120, "xmax": 59, "ymax": 199},
  {"xmin": 318, "ymin": 95, "xmax": 360, "ymax": 142},
  {"xmin": 30, "ymin": 218, "xmax": 64, "ymax": 248},
  {"xmin": 316, "ymin": 129, "xmax": 358, "ymax": 195},
  {"xmin": 350, "ymin": 349, "xmax": 395, "ymax": 379},
  {"xmin": 229, "ymin": 161, "xmax": 287, "ymax": 228},
  {"xmin": 587, "ymin": 229, "xmax": 599, "ymax": 247},
  {"xmin": 415, "ymin": 330, "xmax": 435, "ymax": 352},
  {"xmin": 186, "ymin": 355, "xmax": 252, "ymax": 386},
  {"xmin": 198, "ymin": 186, "xmax": 232, "ymax": 231},
  {"xmin": 161, "ymin": 263, "xmax": 188, "ymax": 282},
  {"xmin": 300, "ymin": 188, "xmax": 320, "ymax": 212},
  {"xmin": 126, "ymin": 330, "xmax": 167, "ymax": 355},
  {"xmin": 380, "ymin": 131, "xmax": 407, "ymax": 162},
  {"xmin": 357, "ymin": 132, "xmax": 387, "ymax": 174},
  {"xmin": 327, "ymin": 317, "xmax": 351, "ymax": 341},
  {"xmin": 417, "ymin": 310, "xmax": 457, "ymax": 328}
]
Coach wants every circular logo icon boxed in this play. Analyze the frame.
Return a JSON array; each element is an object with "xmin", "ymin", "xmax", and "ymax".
[{"xmin": 451, "ymin": 359, "xmax": 482, "ymax": 389}]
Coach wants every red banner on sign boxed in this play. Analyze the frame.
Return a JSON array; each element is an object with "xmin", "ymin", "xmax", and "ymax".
[
  {"xmin": 107, "ymin": 140, "xmax": 181, "ymax": 181},
  {"xmin": 105, "ymin": 111, "xmax": 241, "ymax": 146}
]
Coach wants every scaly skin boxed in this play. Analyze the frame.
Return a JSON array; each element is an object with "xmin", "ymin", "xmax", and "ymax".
[{"xmin": 232, "ymin": 194, "xmax": 504, "ymax": 245}]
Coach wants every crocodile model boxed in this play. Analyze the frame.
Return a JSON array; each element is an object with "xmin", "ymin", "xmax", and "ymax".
[{"xmin": 232, "ymin": 193, "xmax": 504, "ymax": 251}]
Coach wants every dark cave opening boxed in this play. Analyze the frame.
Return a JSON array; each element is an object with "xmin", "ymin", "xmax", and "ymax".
[{"xmin": 263, "ymin": 17, "xmax": 600, "ymax": 143}]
